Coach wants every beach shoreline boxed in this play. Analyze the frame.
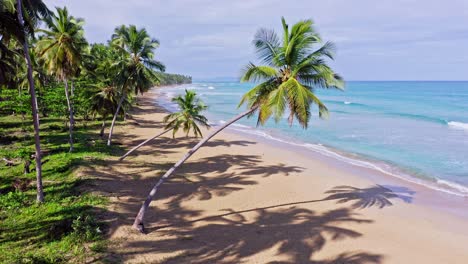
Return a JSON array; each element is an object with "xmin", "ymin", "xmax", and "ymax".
[
  {"xmin": 99, "ymin": 87, "xmax": 468, "ymax": 263},
  {"xmin": 151, "ymin": 85, "xmax": 468, "ymax": 219}
]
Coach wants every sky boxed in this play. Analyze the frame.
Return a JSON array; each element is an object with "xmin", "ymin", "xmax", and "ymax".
[{"xmin": 44, "ymin": 0, "xmax": 468, "ymax": 81}]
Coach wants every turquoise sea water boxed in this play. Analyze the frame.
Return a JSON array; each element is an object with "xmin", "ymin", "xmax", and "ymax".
[{"xmin": 155, "ymin": 81, "xmax": 468, "ymax": 196}]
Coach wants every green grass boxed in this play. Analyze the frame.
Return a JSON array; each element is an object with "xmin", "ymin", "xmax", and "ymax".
[{"xmin": 0, "ymin": 115, "xmax": 123, "ymax": 263}]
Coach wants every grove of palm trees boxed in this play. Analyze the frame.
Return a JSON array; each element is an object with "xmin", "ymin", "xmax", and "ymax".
[{"xmin": 0, "ymin": 1, "xmax": 192, "ymax": 262}]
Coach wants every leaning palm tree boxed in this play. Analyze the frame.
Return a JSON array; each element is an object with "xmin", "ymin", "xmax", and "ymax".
[
  {"xmin": 3, "ymin": 0, "xmax": 51, "ymax": 202},
  {"xmin": 132, "ymin": 17, "xmax": 344, "ymax": 232},
  {"xmin": 119, "ymin": 90, "xmax": 209, "ymax": 161},
  {"xmin": 106, "ymin": 25, "xmax": 165, "ymax": 146},
  {"xmin": 36, "ymin": 7, "xmax": 86, "ymax": 152}
]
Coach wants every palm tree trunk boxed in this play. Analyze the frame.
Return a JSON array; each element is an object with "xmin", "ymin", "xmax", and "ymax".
[
  {"xmin": 107, "ymin": 93, "xmax": 125, "ymax": 146},
  {"xmin": 17, "ymin": 0, "xmax": 44, "ymax": 203},
  {"xmin": 64, "ymin": 79, "xmax": 74, "ymax": 152},
  {"xmin": 100, "ymin": 118, "xmax": 106, "ymax": 138},
  {"xmin": 119, "ymin": 128, "xmax": 172, "ymax": 161},
  {"xmin": 132, "ymin": 108, "xmax": 256, "ymax": 232}
]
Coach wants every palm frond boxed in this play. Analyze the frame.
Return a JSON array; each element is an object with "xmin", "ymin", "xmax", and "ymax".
[
  {"xmin": 253, "ymin": 28, "xmax": 281, "ymax": 66},
  {"xmin": 240, "ymin": 62, "xmax": 278, "ymax": 82}
]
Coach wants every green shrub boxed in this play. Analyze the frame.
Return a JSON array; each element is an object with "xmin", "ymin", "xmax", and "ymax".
[
  {"xmin": 0, "ymin": 191, "xmax": 29, "ymax": 210},
  {"xmin": 71, "ymin": 215, "xmax": 102, "ymax": 241}
]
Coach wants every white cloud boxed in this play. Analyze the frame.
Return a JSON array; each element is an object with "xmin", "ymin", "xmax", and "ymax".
[{"xmin": 44, "ymin": 0, "xmax": 468, "ymax": 80}]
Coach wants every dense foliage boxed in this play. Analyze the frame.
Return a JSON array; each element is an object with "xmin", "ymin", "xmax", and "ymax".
[
  {"xmin": 0, "ymin": 1, "xmax": 191, "ymax": 262},
  {"xmin": 155, "ymin": 72, "xmax": 192, "ymax": 86}
]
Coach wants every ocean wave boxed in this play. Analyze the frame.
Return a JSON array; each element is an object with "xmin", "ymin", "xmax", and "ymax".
[
  {"xmin": 331, "ymin": 110, "xmax": 352, "ymax": 114},
  {"xmin": 383, "ymin": 112, "xmax": 447, "ymax": 125},
  {"xmin": 208, "ymin": 86, "xmax": 215, "ymax": 90},
  {"xmin": 436, "ymin": 179, "xmax": 468, "ymax": 194},
  {"xmin": 224, "ymin": 123, "xmax": 468, "ymax": 197},
  {"xmin": 448, "ymin": 121, "xmax": 468, "ymax": 131},
  {"xmin": 325, "ymin": 100, "xmax": 369, "ymax": 108}
]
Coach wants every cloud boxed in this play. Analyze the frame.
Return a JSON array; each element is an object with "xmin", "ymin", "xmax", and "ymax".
[{"xmin": 44, "ymin": 0, "xmax": 468, "ymax": 80}]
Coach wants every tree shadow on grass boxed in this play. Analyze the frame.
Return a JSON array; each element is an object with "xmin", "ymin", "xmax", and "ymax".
[{"xmin": 0, "ymin": 178, "xmax": 103, "ymax": 248}]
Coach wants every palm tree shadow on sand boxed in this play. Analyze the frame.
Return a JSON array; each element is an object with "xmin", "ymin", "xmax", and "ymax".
[
  {"xmin": 128, "ymin": 184, "xmax": 414, "ymax": 263},
  {"xmin": 118, "ymin": 208, "xmax": 384, "ymax": 264},
  {"xmin": 322, "ymin": 185, "xmax": 414, "ymax": 209}
]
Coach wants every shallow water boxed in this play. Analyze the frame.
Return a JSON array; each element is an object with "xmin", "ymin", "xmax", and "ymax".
[{"xmin": 155, "ymin": 81, "xmax": 468, "ymax": 196}]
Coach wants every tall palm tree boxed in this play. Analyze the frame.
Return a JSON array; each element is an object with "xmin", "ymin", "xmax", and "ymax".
[
  {"xmin": 119, "ymin": 89, "xmax": 209, "ymax": 161},
  {"xmin": 36, "ymin": 7, "xmax": 87, "ymax": 152},
  {"xmin": 106, "ymin": 25, "xmax": 165, "ymax": 146},
  {"xmin": 132, "ymin": 17, "xmax": 344, "ymax": 232},
  {"xmin": 4, "ymin": 0, "xmax": 51, "ymax": 202}
]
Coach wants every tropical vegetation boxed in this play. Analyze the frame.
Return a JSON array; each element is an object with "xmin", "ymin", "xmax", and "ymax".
[{"xmin": 0, "ymin": 1, "xmax": 191, "ymax": 261}]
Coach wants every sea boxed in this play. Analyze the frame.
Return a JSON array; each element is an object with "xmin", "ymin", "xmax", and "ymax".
[{"xmin": 154, "ymin": 81, "xmax": 468, "ymax": 197}]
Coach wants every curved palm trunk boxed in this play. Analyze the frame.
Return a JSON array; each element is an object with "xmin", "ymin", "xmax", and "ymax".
[
  {"xmin": 64, "ymin": 80, "xmax": 74, "ymax": 152},
  {"xmin": 119, "ymin": 128, "xmax": 172, "ymax": 161},
  {"xmin": 107, "ymin": 93, "xmax": 125, "ymax": 146},
  {"xmin": 17, "ymin": 0, "xmax": 44, "ymax": 202},
  {"xmin": 132, "ymin": 108, "xmax": 256, "ymax": 232}
]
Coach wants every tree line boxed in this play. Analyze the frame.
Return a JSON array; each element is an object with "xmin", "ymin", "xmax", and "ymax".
[{"xmin": 0, "ymin": 0, "xmax": 191, "ymax": 203}]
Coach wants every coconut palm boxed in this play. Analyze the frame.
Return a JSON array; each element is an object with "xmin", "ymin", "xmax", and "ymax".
[
  {"xmin": 132, "ymin": 17, "xmax": 344, "ymax": 232},
  {"xmin": 163, "ymin": 90, "xmax": 210, "ymax": 138},
  {"xmin": 3, "ymin": 0, "xmax": 51, "ymax": 202},
  {"xmin": 90, "ymin": 85, "xmax": 130, "ymax": 138},
  {"xmin": 106, "ymin": 25, "xmax": 165, "ymax": 146},
  {"xmin": 82, "ymin": 43, "xmax": 120, "ymax": 83},
  {"xmin": 119, "ymin": 89, "xmax": 209, "ymax": 161},
  {"xmin": 36, "ymin": 7, "xmax": 87, "ymax": 152}
]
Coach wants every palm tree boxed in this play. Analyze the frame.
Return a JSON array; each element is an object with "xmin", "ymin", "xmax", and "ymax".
[
  {"xmin": 90, "ymin": 85, "xmax": 129, "ymax": 138},
  {"xmin": 36, "ymin": 7, "xmax": 87, "ymax": 152},
  {"xmin": 132, "ymin": 17, "xmax": 344, "ymax": 232},
  {"xmin": 106, "ymin": 25, "xmax": 165, "ymax": 146},
  {"xmin": 4, "ymin": 0, "xmax": 51, "ymax": 202},
  {"xmin": 119, "ymin": 89, "xmax": 209, "ymax": 161}
]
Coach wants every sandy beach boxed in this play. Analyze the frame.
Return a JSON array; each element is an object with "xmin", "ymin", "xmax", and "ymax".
[{"xmin": 86, "ymin": 87, "xmax": 468, "ymax": 263}]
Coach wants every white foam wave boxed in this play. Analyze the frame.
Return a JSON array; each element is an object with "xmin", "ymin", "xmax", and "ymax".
[
  {"xmin": 208, "ymin": 86, "xmax": 215, "ymax": 90},
  {"xmin": 448, "ymin": 121, "xmax": 468, "ymax": 132},
  {"xmin": 344, "ymin": 101, "xmax": 352, "ymax": 105},
  {"xmin": 436, "ymin": 179, "xmax": 468, "ymax": 194},
  {"xmin": 231, "ymin": 123, "xmax": 250, "ymax": 129}
]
